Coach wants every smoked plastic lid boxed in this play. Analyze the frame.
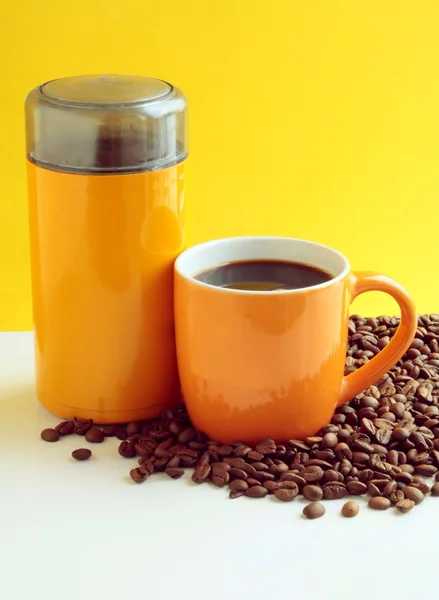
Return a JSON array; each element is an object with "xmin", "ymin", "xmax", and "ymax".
[{"xmin": 25, "ymin": 74, "xmax": 188, "ymax": 174}]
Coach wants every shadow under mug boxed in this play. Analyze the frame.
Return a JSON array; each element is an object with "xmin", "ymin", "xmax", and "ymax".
[{"xmin": 174, "ymin": 237, "xmax": 417, "ymax": 444}]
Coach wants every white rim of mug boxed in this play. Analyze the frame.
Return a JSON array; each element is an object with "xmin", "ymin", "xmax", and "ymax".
[{"xmin": 174, "ymin": 236, "xmax": 351, "ymax": 296}]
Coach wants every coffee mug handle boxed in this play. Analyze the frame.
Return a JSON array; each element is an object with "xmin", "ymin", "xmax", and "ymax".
[{"xmin": 337, "ymin": 271, "xmax": 418, "ymax": 408}]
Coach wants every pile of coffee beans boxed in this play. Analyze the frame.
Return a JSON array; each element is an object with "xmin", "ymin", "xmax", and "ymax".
[{"xmin": 41, "ymin": 313, "xmax": 439, "ymax": 518}]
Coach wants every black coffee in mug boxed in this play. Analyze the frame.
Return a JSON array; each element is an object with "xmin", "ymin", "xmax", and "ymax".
[{"xmin": 194, "ymin": 259, "xmax": 333, "ymax": 291}]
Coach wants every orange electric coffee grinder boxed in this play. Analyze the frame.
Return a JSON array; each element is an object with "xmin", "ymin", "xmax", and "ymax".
[{"xmin": 25, "ymin": 74, "xmax": 187, "ymax": 423}]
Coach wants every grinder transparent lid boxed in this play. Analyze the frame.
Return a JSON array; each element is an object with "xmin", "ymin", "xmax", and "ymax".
[{"xmin": 25, "ymin": 74, "xmax": 188, "ymax": 174}]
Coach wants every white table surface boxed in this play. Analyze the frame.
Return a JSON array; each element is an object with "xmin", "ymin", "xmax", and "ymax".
[{"xmin": 0, "ymin": 331, "xmax": 436, "ymax": 600}]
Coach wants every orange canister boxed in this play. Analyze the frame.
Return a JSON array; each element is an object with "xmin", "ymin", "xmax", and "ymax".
[{"xmin": 25, "ymin": 74, "xmax": 187, "ymax": 423}]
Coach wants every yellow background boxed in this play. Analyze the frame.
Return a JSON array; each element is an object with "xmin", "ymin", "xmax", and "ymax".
[{"xmin": 1, "ymin": 0, "xmax": 438, "ymax": 331}]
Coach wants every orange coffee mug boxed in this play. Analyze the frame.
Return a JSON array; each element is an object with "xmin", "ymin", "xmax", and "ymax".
[{"xmin": 174, "ymin": 237, "xmax": 417, "ymax": 444}]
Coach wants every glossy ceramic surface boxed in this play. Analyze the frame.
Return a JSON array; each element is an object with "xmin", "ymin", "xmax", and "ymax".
[
  {"xmin": 28, "ymin": 161, "xmax": 186, "ymax": 422},
  {"xmin": 175, "ymin": 237, "xmax": 417, "ymax": 443}
]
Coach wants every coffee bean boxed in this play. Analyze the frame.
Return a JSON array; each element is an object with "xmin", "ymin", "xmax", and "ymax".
[
  {"xmin": 115, "ymin": 425, "xmax": 128, "ymax": 440},
  {"xmin": 322, "ymin": 433, "xmax": 338, "ymax": 449},
  {"xmin": 229, "ymin": 479, "xmax": 248, "ymax": 493},
  {"xmin": 141, "ymin": 421, "xmax": 154, "ymax": 436},
  {"xmin": 168, "ymin": 420, "xmax": 181, "ymax": 435},
  {"xmin": 125, "ymin": 421, "xmax": 140, "ymax": 436},
  {"xmin": 139, "ymin": 460, "xmax": 154, "ymax": 474},
  {"xmin": 374, "ymin": 418, "xmax": 394, "ymax": 431},
  {"xmin": 400, "ymin": 464, "xmax": 414, "ymax": 473},
  {"xmin": 244, "ymin": 485, "xmax": 268, "ymax": 498},
  {"xmin": 411, "ymin": 431, "xmax": 429, "ymax": 450},
  {"xmin": 323, "ymin": 482, "xmax": 347, "ymax": 500},
  {"xmin": 263, "ymin": 480, "xmax": 279, "ymax": 493},
  {"xmin": 72, "ymin": 448, "xmax": 92, "ymax": 461},
  {"xmin": 55, "ymin": 421, "xmax": 75, "ymax": 436},
  {"xmin": 358, "ymin": 469, "xmax": 374, "ymax": 483},
  {"xmin": 334, "ymin": 442, "xmax": 353, "ymax": 460},
  {"xmin": 403, "ymin": 486, "xmax": 424, "ymax": 504},
  {"xmin": 154, "ymin": 457, "xmax": 169, "ymax": 472},
  {"xmin": 361, "ymin": 418, "xmax": 377, "ymax": 437},
  {"xmin": 165, "ymin": 467, "xmax": 184, "ymax": 479},
  {"xmin": 383, "ymin": 481, "xmax": 397, "ymax": 497},
  {"xmin": 269, "ymin": 463, "xmax": 289, "ymax": 476},
  {"xmin": 188, "ymin": 441, "xmax": 207, "ymax": 451},
  {"xmin": 301, "ymin": 466, "xmax": 324, "ymax": 483},
  {"xmin": 192, "ymin": 464, "xmax": 211, "ymax": 483},
  {"xmin": 182, "ymin": 455, "xmax": 199, "ymax": 467},
  {"xmin": 238, "ymin": 463, "xmax": 257, "ymax": 477},
  {"xmin": 376, "ymin": 429, "xmax": 392, "ymax": 445},
  {"xmin": 150, "ymin": 428, "xmax": 171, "ymax": 442},
  {"xmin": 289, "ymin": 461, "xmax": 303, "ymax": 470},
  {"xmin": 352, "ymin": 439, "xmax": 374, "ymax": 454},
  {"xmin": 217, "ymin": 445, "xmax": 233, "ymax": 457},
  {"xmin": 396, "ymin": 499, "xmax": 415, "ymax": 513},
  {"xmin": 431, "ymin": 483, "xmax": 439, "ymax": 496},
  {"xmin": 341, "ymin": 501, "xmax": 359, "ymax": 517},
  {"xmin": 134, "ymin": 443, "xmax": 151, "ymax": 457},
  {"xmin": 154, "ymin": 447, "xmax": 172, "ymax": 459},
  {"xmin": 302, "ymin": 502, "xmax": 325, "ymax": 519},
  {"xmin": 410, "ymin": 479, "xmax": 431, "ymax": 494},
  {"xmin": 252, "ymin": 471, "xmax": 275, "ymax": 483},
  {"xmin": 352, "ymin": 451, "xmax": 370, "ymax": 465},
  {"xmin": 247, "ymin": 477, "xmax": 261, "ymax": 486},
  {"xmin": 233, "ymin": 444, "xmax": 252, "ymax": 458},
  {"xmin": 411, "ymin": 451, "xmax": 430, "ymax": 465},
  {"xmin": 289, "ymin": 439, "xmax": 311, "ymax": 451},
  {"xmin": 157, "ymin": 437, "xmax": 175, "ymax": 452},
  {"xmin": 370, "ymin": 477, "xmax": 389, "ymax": 488},
  {"xmin": 130, "ymin": 468, "xmax": 149, "ymax": 483},
  {"xmin": 212, "ymin": 460, "xmax": 232, "ymax": 470},
  {"xmin": 303, "ymin": 485, "xmax": 323, "ymax": 501},
  {"xmin": 85, "ymin": 428, "xmax": 104, "ymax": 444},
  {"xmin": 346, "ymin": 480, "xmax": 368, "ymax": 495},
  {"xmin": 274, "ymin": 487, "xmax": 296, "ymax": 502},
  {"xmin": 206, "ymin": 441, "xmax": 221, "ymax": 450},
  {"xmin": 386, "ymin": 450, "xmax": 399, "ymax": 466},
  {"xmin": 388, "ymin": 489, "xmax": 405, "ymax": 505},
  {"xmin": 167, "ymin": 455, "xmax": 181, "ymax": 468},
  {"xmin": 276, "ymin": 480, "xmax": 299, "ymax": 493},
  {"xmin": 368, "ymin": 496, "xmax": 391, "ymax": 510},
  {"xmin": 178, "ymin": 428, "xmax": 197, "ymax": 443},
  {"xmin": 324, "ymin": 469, "xmax": 342, "ymax": 483},
  {"xmin": 361, "ymin": 396, "xmax": 380, "ymax": 409},
  {"xmin": 197, "ymin": 452, "xmax": 210, "ymax": 467},
  {"xmin": 372, "ymin": 444, "xmax": 388, "ymax": 456},
  {"xmin": 305, "ymin": 436, "xmax": 323, "ymax": 446},
  {"xmin": 73, "ymin": 417, "xmax": 93, "ymax": 435},
  {"xmin": 229, "ymin": 490, "xmax": 245, "ymax": 499},
  {"xmin": 375, "ymin": 460, "xmax": 393, "ymax": 474},
  {"xmin": 211, "ymin": 467, "xmax": 230, "ymax": 487},
  {"xmin": 247, "ymin": 451, "xmax": 264, "ymax": 461},
  {"xmin": 118, "ymin": 440, "xmax": 136, "ymax": 458},
  {"xmin": 278, "ymin": 472, "xmax": 303, "ymax": 485},
  {"xmin": 41, "ymin": 428, "xmax": 60, "ymax": 442},
  {"xmin": 101, "ymin": 424, "xmax": 118, "ymax": 437},
  {"xmin": 410, "ymin": 475, "xmax": 427, "ymax": 488},
  {"xmin": 414, "ymin": 464, "xmax": 438, "ymax": 477},
  {"xmin": 251, "ymin": 461, "xmax": 270, "ymax": 472},
  {"xmin": 255, "ymin": 439, "xmax": 276, "ymax": 455},
  {"xmin": 394, "ymin": 472, "xmax": 413, "ymax": 486},
  {"xmin": 340, "ymin": 458, "xmax": 353, "ymax": 477},
  {"xmin": 314, "ymin": 449, "xmax": 336, "ymax": 462}
]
